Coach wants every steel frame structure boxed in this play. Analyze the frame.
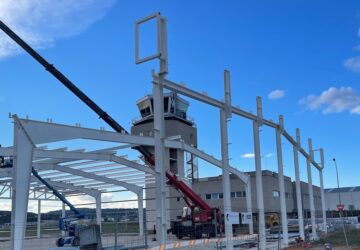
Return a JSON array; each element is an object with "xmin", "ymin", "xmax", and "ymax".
[
  {"xmin": 0, "ymin": 12, "xmax": 328, "ymax": 250},
  {"xmin": 0, "ymin": 113, "xmax": 254, "ymax": 250},
  {"xmin": 153, "ymin": 74, "xmax": 328, "ymax": 248},
  {"xmin": 135, "ymin": 13, "xmax": 327, "ymax": 249}
]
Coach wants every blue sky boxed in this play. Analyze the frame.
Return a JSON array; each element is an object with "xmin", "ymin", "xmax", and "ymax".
[{"xmin": 1, "ymin": 0, "xmax": 360, "ymax": 209}]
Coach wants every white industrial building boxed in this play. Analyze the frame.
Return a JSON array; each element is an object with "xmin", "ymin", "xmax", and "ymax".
[{"xmin": 325, "ymin": 187, "xmax": 360, "ymax": 211}]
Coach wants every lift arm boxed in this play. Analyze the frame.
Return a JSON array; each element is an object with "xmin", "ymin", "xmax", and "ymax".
[
  {"xmin": 0, "ymin": 20, "xmax": 213, "ymax": 215},
  {"xmin": 31, "ymin": 167, "xmax": 82, "ymax": 216}
]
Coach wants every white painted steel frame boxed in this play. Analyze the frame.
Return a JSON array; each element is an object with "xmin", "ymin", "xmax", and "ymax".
[
  {"xmin": 275, "ymin": 115, "xmax": 288, "ymax": 246},
  {"xmin": 220, "ymin": 70, "xmax": 233, "ymax": 250}
]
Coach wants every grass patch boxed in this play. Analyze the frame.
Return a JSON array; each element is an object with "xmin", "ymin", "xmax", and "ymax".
[{"xmin": 313, "ymin": 229, "xmax": 360, "ymax": 247}]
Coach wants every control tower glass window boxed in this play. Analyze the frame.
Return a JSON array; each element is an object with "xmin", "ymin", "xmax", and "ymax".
[
  {"xmin": 175, "ymin": 100, "xmax": 188, "ymax": 119},
  {"xmin": 138, "ymin": 99, "xmax": 152, "ymax": 118}
]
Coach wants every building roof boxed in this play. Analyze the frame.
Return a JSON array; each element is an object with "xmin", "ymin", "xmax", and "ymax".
[
  {"xmin": 195, "ymin": 170, "xmax": 292, "ymax": 182},
  {"xmin": 324, "ymin": 186, "xmax": 360, "ymax": 193}
]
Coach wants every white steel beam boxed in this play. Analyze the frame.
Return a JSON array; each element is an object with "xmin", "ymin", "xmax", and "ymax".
[
  {"xmin": 253, "ymin": 97, "xmax": 266, "ymax": 250},
  {"xmin": 153, "ymin": 76, "xmax": 167, "ymax": 244},
  {"xmin": 11, "ymin": 118, "xmax": 34, "ymax": 250},
  {"xmin": 307, "ymin": 138, "xmax": 317, "ymax": 239},
  {"xmin": 293, "ymin": 129, "xmax": 305, "ymax": 239},
  {"xmin": 96, "ymin": 193, "xmax": 102, "ymax": 232},
  {"xmin": 164, "ymin": 140, "xmax": 248, "ymax": 183},
  {"xmin": 319, "ymin": 148, "xmax": 327, "ymax": 234},
  {"xmin": 220, "ymin": 70, "xmax": 233, "ymax": 250},
  {"xmin": 33, "ymin": 149, "xmax": 154, "ymax": 175},
  {"xmin": 153, "ymin": 76, "xmax": 322, "ymax": 170},
  {"xmin": 138, "ymin": 191, "xmax": 144, "ymax": 237},
  {"xmin": 275, "ymin": 115, "xmax": 288, "ymax": 246},
  {"xmin": 37, "ymin": 200, "xmax": 41, "ymax": 239},
  {"xmin": 34, "ymin": 164, "xmax": 142, "ymax": 194},
  {"xmin": 17, "ymin": 118, "xmax": 154, "ymax": 146},
  {"xmin": 245, "ymin": 178, "xmax": 254, "ymax": 234},
  {"xmin": 30, "ymin": 176, "xmax": 99, "ymax": 197}
]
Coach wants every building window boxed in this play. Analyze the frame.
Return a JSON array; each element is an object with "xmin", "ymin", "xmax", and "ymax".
[
  {"xmin": 272, "ymin": 190, "xmax": 280, "ymax": 198},
  {"xmin": 206, "ymin": 194, "xmax": 211, "ymax": 200},
  {"xmin": 230, "ymin": 191, "xmax": 246, "ymax": 198},
  {"xmin": 219, "ymin": 193, "xmax": 223, "ymax": 199},
  {"xmin": 212, "ymin": 193, "xmax": 219, "ymax": 200},
  {"xmin": 285, "ymin": 192, "xmax": 291, "ymax": 198},
  {"xmin": 235, "ymin": 191, "xmax": 246, "ymax": 198}
]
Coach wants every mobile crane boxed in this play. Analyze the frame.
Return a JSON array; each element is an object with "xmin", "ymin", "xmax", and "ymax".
[{"xmin": 0, "ymin": 20, "xmax": 221, "ymax": 240}]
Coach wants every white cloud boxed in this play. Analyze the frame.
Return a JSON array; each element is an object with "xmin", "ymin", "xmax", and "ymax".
[
  {"xmin": 241, "ymin": 153, "xmax": 255, "ymax": 159},
  {"xmin": 67, "ymin": 195, "xmax": 95, "ymax": 205},
  {"xmin": 264, "ymin": 153, "xmax": 274, "ymax": 158},
  {"xmin": 0, "ymin": 0, "xmax": 116, "ymax": 59},
  {"xmin": 268, "ymin": 89, "xmax": 285, "ymax": 100},
  {"xmin": 299, "ymin": 86, "xmax": 360, "ymax": 114},
  {"xmin": 241, "ymin": 152, "xmax": 274, "ymax": 159},
  {"xmin": 344, "ymin": 56, "xmax": 360, "ymax": 72}
]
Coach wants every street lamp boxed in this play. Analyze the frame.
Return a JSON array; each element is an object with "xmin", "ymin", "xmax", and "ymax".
[
  {"xmin": 332, "ymin": 158, "xmax": 342, "ymax": 207},
  {"xmin": 332, "ymin": 158, "xmax": 349, "ymax": 249}
]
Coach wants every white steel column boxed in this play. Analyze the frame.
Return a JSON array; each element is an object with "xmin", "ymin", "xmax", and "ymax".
[
  {"xmin": 11, "ymin": 119, "xmax": 34, "ymax": 250},
  {"xmin": 221, "ymin": 69, "xmax": 233, "ymax": 250},
  {"xmin": 319, "ymin": 148, "xmax": 327, "ymax": 234},
  {"xmin": 138, "ymin": 191, "xmax": 144, "ymax": 237},
  {"xmin": 245, "ymin": 178, "xmax": 254, "ymax": 234},
  {"xmin": 96, "ymin": 193, "xmax": 102, "ymax": 232},
  {"xmin": 153, "ymin": 76, "xmax": 167, "ymax": 243},
  {"xmin": 253, "ymin": 97, "xmax": 266, "ymax": 250},
  {"xmin": 220, "ymin": 111, "xmax": 233, "ymax": 249},
  {"xmin": 37, "ymin": 200, "xmax": 41, "ymax": 239},
  {"xmin": 177, "ymin": 149, "xmax": 185, "ymax": 181},
  {"xmin": 275, "ymin": 115, "xmax": 288, "ymax": 246},
  {"xmin": 293, "ymin": 129, "xmax": 305, "ymax": 239},
  {"xmin": 152, "ymin": 14, "xmax": 168, "ymax": 244},
  {"xmin": 61, "ymin": 202, "xmax": 66, "ymax": 237},
  {"xmin": 307, "ymin": 138, "xmax": 317, "ymax": 239}
]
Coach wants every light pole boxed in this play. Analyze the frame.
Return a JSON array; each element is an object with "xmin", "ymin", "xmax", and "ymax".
[
  {"xmin": 333, "ymin": 158, "xmax": 342, "ymax": 206},
  {"xmin": 332, "ymin": 158, "xmax": 349, "ymax": 249}
]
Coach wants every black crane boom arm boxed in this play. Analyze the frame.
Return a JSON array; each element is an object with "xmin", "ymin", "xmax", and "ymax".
[
  {"xmin": 0, "ymin": 20, "xmax": 153, "ymax": 161},
  {"xmin": 31, "ymin": 167, "xmax": 81, "ymax": 216}
]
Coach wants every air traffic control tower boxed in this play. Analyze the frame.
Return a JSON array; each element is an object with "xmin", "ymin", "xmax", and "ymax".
[{"xmin": 131, "ymin": 92, "xmax": 198, "ymax": 228}]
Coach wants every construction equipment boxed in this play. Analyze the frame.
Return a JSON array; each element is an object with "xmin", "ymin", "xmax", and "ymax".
[
  {"xmin": 167, "ymin": 172, "xmax": 221, "ymax": 239},
  {"xmin": 265, "ymin": 213, "xmax": 280, "ymax": 228},
  {"xmin": 31, "ymin": 167, "xmax": 88, "ymax": 247},
  {"xmin": 0, "ymin": 20, "xmax": 222, "ymax": 240}
]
